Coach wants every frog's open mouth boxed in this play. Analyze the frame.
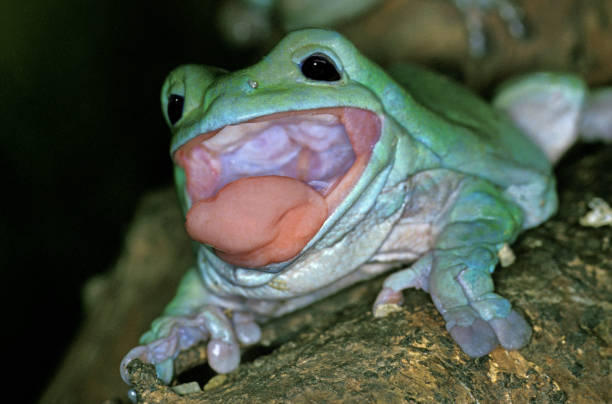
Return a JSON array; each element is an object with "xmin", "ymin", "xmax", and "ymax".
[{"xmin": 174, "ymin": 107, "xmax": 381, "ymax": 268}]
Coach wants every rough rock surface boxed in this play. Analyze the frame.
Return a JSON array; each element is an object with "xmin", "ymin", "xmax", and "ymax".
[{"xmin": 41, "ymin": 142, "xmax": 611, "ymax": 404}]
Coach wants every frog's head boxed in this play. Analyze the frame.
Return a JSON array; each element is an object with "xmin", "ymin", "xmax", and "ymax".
[{"xmin": 161, "ymin": 29, "xmax": 398, "ymax": 269}]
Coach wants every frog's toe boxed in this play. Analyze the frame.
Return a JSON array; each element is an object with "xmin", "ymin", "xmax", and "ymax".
[
  {"xmin": 175, "ymin": 319, "xmax": 209, "ymax": 350},
  {"xmin": 448, "ymin": 317, "xmax": 499, "ymax": 357},
  {"xmin": 120, "ymin": 344, "xmax": 176, "ymax": 384},
  {"xmin": 121, "ymin": 305, "xmax": 253, "ymax": 384},
  {"xmin": 155, "ymin": 358, "xmax": 175, "ymax": 384},
  {"xmin": 443, "ymin": 306, "xmax": 532, "ymax": 357},
  {"xmin": 120, "ymin": 318, "xmax": 208, "ymax": 384},
  {"xmin": 372, "ymin": 287, "xmax": 404, "ymax": 317},
  {"xmin": 120, "ymin": 345, "xmax": 148, "ymax": 384},
  {"xmin": 489, "ymin": 309, "xmax": 532, "ymax": 350},
  {"xmin": 207, "ymin": 339, "xmax": 241, "ymax": 373},
  {"xmin": 232, "ymin": 311, "xmax": 262, "ymax": 345}
]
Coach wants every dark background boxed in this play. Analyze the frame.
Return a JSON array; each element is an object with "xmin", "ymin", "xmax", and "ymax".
[{"xmin": 1, "ymin": 2, "xmax": 262, "ymax": 402}]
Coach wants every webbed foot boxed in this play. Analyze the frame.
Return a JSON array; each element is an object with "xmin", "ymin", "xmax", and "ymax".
[
  {"xmin": 378, "ymin": 251, "xmax": 532, "ymax": 357},
  {"xmin": 444, "ymin": 305, "xmax": 531, "ymax": 357},
  {"xmin": 120, "ymin": 307, "xmax": 261, "ymax": 384},
  {"xmin": 488, "ymin": 309, "xmax": 532, "ymax": 349}
]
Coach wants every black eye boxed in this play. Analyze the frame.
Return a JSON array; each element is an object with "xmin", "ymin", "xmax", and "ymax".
[
  {"xmin": 301, "ymin": 54, "xmax": 341, "ymax": 82},
  {"xmin": 168, "ymin": 94, "xmax": 185, "ymax": 125}
]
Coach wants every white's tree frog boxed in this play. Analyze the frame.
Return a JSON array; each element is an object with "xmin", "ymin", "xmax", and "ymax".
[{"xmin": 121, "ymin": 29, "xmax": 609, "ymax": 385}]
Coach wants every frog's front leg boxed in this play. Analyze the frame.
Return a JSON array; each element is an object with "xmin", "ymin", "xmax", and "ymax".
[
  {"xmin": 376, "ymin": 178, "xmax": 531, "ymax": 357},
  {"xmin": 120, "ymin": 268, "xmax": 261, "ymax": 384}
]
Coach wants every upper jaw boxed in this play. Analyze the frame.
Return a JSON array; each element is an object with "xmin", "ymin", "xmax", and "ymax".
[{"xmin": 174, "ymin": 107, "xmax": 381, "ymax": 212}]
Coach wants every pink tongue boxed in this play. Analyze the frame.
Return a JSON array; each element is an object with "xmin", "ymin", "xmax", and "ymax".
[{"xmin": 185, "ymin": 176, "xmax": 328, "ymax": 268}]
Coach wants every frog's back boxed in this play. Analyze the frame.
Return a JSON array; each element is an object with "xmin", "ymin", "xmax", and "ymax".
[{"xmin": 386, "ymin": 64, "xmax": 557, "ymax": 228}]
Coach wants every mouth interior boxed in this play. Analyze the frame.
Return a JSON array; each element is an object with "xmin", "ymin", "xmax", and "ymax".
[
  {"xmin": 174, "ymin": 107, "xmax": 380, "ymax": 267},
  {"xmin": 177, "ymin": 111, "xmax": 356, "ymax": 201}
]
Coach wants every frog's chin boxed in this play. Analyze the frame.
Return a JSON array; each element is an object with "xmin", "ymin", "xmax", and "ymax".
[{"xmin": 174, "ymin": 107, "xmax": 381, "ymax": 268}]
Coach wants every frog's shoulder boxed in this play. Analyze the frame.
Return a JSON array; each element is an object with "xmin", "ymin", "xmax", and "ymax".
[
  {"xmin": 383, "ymin": 63, "xmax": 556, "ymax": 227},
  {"xmin": 385, "ymin": 63, "xmax": 550, "ymax": 175}
]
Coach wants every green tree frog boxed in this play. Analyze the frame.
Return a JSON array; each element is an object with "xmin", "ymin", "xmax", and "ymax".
[{"xmin": 121, "ymin": 28, "xmax": 608, "ymax": 385}]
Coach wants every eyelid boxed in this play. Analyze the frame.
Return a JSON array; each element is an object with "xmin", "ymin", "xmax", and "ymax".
[
  {"xmin": 291, "ymin": 46, "xmax": 343, "ymax": 74},
  {"xmin": 168, "ymin": 81, "xmax": 186, "ymax": 97}
]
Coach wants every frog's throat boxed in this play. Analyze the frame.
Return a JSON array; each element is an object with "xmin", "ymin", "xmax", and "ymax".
[{"xmin": 174, "ymin": 107, "xmax": 381, "ymax": 268}]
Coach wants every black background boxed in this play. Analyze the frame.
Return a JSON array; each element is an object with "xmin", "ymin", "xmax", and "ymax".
[{"xmin": 1, "ymin": 2, "xmax": 263, "ymax": 402}]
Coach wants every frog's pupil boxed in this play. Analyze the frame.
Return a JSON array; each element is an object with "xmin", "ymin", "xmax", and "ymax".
[
  {"xmin": 301, "ymin": 55, "xmax": 340, "ymax": 82},
  {"xmin": 168, "ymin": 94, "xmax": 185, "ymax": 125}
]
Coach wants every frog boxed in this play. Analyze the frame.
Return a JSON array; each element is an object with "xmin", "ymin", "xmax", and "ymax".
[{"xmin": 120, "ymin": 28, "xmax": 598, "ymax": 386}]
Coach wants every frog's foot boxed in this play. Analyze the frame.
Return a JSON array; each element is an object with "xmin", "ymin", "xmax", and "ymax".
[
  {"xmin": 372, "ymin": 287, "xmax": 405, "ymax": 317},
  {"xmin": 120, "ymin": 307, "xmax": 261, "ymax": 385},
  {"xmin": 443, "ymin": 305, "xmax": 531, "ymax": 357},
  {"xmin": 372, "ymin": 254, "xmax": 432, "ymax": 317}
]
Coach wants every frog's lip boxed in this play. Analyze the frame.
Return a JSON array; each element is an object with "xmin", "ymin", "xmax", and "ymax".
[{"xmin": 173, "ymin": 107, "xmax": 381, "ymax": 267}]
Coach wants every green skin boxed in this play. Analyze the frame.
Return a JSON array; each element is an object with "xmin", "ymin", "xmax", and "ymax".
[{"xmin": 121, "ymin": 29, "xmax": 558, "ymax": 385}]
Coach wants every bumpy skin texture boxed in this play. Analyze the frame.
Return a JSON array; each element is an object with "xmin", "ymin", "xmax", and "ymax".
[{"xmin": 121, "ymin": 29, "xmax": 559, "ymax": 385}]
